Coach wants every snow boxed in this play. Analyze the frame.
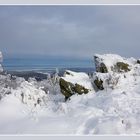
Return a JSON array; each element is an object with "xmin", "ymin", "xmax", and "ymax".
[
  {"xmin": 62, "ymin": 70, "xmax": 94, "ymax": 90},
  {"xmin": 94, "ymin": 53, "xmax": 135, "ymax": 72},
  {"xmin": 0, "ymin": 53, "xmax": 140, "ymax": 135}
]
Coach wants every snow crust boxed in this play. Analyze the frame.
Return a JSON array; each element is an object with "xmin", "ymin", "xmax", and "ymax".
[
  {"xmin": 62, "ymin": 70, "xmax": 93, "ymax": 90},
  {"xmin": 0, "ymin": 53, "xmax": 140, "ymax": 135}
]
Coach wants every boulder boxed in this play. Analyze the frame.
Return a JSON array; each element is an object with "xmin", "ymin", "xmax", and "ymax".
[
  {"xmin": 115, "ymin": 62, "xmax": 130, "ymax": 72},
  {"xmin": 137, "ymin": 59, "xmax": 140, "ymax": 64},
  {"xmin": 59, "ymin": 78, "xmax": 75, "ymax": 100},
  {"xmin": 59, "ymin": 70, "xmax": 93, "ymax": 100},
  {"xmin": 94, "ymin": 54, "xmax": 131, "ymax": 73},
  {"xmin": 74, "ymin": 83, "xmax": 89, "ymax": 94},
  {"xmin": 94, "ymin": 77, "xmax": 104, "ymax": 90},
  {"xmin": 94, "ymin": 56, "xmax": 108, "ymax": 73},
  {"xmin": 93, "ymin": 54, "xmax": 134, "ymax": 91}
]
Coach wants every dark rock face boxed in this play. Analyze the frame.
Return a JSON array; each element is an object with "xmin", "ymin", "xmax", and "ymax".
[
  {"xmin": 94, "ymin": 78, "xmax": 104, "ymax": 90},
  {"xmin": 59, "ymin": 78, "xmax": 74, "ymax": 100},
  {"xmin": 137, "ymin": 60, "xmax": 140, "ymax": 64},
  {"xmin": 59, "ymin": 78, "xmax": 89, "ymax": 100},
  {"xmin": 99, "ymin": 63, "xmax": 108, "ymax": 73},
  {"xmin": 94, "ymin": 56, "xmax": 108, "ymax": 73},
  {"xmin": 115, "ymin": 62, "xmax": 130, "ymax": 72},
  {"xmin": 74, "ymin": 83, "xmax": 89, "ymax": 95}
]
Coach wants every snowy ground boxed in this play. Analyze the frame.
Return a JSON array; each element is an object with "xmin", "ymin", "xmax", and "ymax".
[
  {"xmin": 0, "ymin": 76, "xmax": 140, "ymax": 135},
  {"xmin": 0, "ymin": 53, "xmax": 140, "ymax": 135}
]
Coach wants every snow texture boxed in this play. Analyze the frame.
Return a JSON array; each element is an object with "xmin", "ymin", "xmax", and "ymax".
[
  {"xmin": 0, "ymin": 53, "xmax": 140, "ymax": 135},
  {"xmin": 62, "ymin": 70, "xmax": 94, "ymax": 90},
  {"xmin": 94, "ymin": 53, "xmax": 136, "ymax": 72}
]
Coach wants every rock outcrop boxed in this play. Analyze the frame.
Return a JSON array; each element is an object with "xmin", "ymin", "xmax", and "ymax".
[
  {"xmin": 93, "ymin": 54, "xmax": 138, "ymax": 90},
  {"xmin": 94, "ymin": 77, "xmax": 104, "ymax": 90},
  {"xmin": 94, "ymin": 56, "xmax": 108, "ymax": 73},
  {"xmin": 59, "ymin": 70, "xmax": 93, "ymax": 100},
  {"xmin": 115, "ymin": 62, "xmax": 130, "ymax": 72},
  {"xmin": 94, "ymin": 54, "xmax": 131, "ymax": 73},
  {"xmin": 137, "ymin": 59, "xmax": 140, "ymax": 64}
]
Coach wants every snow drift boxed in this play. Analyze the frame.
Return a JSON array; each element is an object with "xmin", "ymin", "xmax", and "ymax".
[{"xmin": 0, "ymin": 52, "xmax": 140, "ymax": 135}]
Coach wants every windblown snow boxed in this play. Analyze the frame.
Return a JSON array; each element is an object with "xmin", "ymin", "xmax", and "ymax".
[{"xmin": 0, "ymin": 52, "xmax": 140, "ymax": 135}]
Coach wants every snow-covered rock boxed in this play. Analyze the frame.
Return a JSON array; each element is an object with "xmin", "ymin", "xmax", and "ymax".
[
  {"xmin": 59, "ymin": 70, "xmax": 94, "ymax": 100},
  {"xmin": 94, "ymin": 54, "xmax": 134, "ymax": 73},
  {"xmin": 93, "ymin": 54, "xmax": 140, "ymax": 91}
]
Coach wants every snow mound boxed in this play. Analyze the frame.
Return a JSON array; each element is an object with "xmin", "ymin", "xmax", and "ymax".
[{"xmin": 14, "ymin": 81, "xmax": 47, "ymax": 108}]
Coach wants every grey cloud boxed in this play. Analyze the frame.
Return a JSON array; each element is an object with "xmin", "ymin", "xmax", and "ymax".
[{"xmin": 0, "ymin": 6, "xmax": 140, "ymax": 59}]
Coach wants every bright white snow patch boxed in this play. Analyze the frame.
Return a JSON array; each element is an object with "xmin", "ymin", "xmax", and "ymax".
[{"xmin": 62, "ymin": 70, "xmax": 94, "ymax": 90}]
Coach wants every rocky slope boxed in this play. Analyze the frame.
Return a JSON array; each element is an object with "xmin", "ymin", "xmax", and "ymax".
[{"xmin": 0, "ymin": 52, "xmax": 140, "ymax": 134}]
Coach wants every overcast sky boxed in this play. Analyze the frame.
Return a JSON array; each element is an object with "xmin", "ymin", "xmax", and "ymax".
[{"xmin": 0, "ymin": 6, "xmax": 140, "ymax": 59}]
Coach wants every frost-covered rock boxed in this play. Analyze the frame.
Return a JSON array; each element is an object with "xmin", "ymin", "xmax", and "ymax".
[
  {"xmin": 59, "ymin": 70, "xmax": 94, "ymax": 100},
  {"xmin": 93, "ymin": 54, "xmax": 140, "ymax": 91},
  {"xmin": 94, "ymin": 54, "xmax": 133, "ymax": 73}
]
